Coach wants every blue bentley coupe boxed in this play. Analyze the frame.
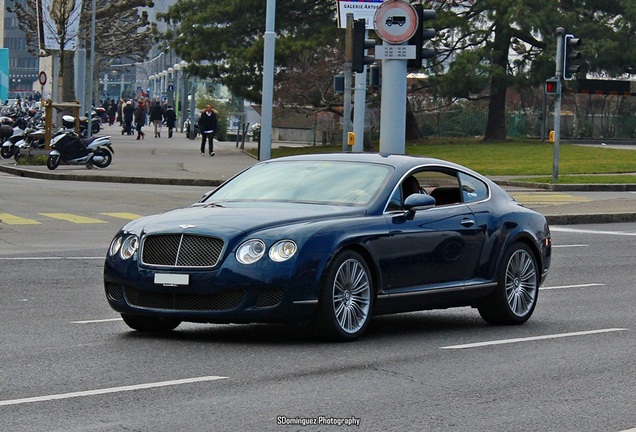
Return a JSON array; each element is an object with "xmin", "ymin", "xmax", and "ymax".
[{"xmin": 104, "ymin": 153, "xmax": 551, "ymax": 341}]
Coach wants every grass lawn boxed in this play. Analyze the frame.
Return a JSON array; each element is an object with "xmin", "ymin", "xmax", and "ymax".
[{"xmin": 252, "ymin": 137, "xmax": 636, "ymax": 183}]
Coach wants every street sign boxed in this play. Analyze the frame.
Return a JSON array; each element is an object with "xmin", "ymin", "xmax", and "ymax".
[
  {"xmin": 336, "ymin": 0, "xmax": 383, "ymax": 29},
  {"xmin": 375, "ymin": 45, "xmax": 416, "ymax": 59},
  {"xmin": 38, "ymin": 71, "xmax": 47, "ymax": 86},
  {"xmin": 373, "ymin": 0, "xmax": 419, "ymax": 44}
]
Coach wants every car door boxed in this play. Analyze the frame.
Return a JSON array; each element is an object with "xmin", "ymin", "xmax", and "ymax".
[{"xmin": 381, "ymin": 168, "xmax": 482, "ymax": 293}]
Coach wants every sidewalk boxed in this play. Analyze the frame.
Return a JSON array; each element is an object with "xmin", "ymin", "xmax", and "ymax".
[{"xmin": 1, "ymin": 123, "xmax": 635, "ymax": 225}]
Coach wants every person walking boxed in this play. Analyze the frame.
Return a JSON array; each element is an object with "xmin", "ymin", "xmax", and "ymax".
[
  {"xmin": 164, "ymin": 105, "xmax": 177, "ymax": 138},
  {"xmin": 123, "ymin": 100, "xmax": 134, "ymax": 135},
  {"xmin": 133, "ymin": 100, "xmax": 147, "ymax": 140},
  {"xmin": 149, "ymin": 100, "xmax": 164, "ymax": 138},
  {"xmin": 198, "ymin": 104, "xmax": 218, "ymax": 156}
]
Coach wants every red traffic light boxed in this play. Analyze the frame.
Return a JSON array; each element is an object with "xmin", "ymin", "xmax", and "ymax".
[{"xmin": 545, "ymin": 79, "xmax": 559, "ymax": 94}]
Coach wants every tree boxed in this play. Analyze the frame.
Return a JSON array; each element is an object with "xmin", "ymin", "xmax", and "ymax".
[
  {"xmin": 158, "ymin": 0, "xmax": 338, "ymax": 103},
  {"xmin": 8, "ymin": 0, "xmax": 155, "ymax": 102}
]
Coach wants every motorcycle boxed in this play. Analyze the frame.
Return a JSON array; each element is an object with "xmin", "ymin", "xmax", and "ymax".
[
  {"xmin": 46, "ymin": 129, "xmax": 113, "ymax": 170},
  {"xmin": 184, "ymin": 111, "xmax": 199, "ymax": 139}
]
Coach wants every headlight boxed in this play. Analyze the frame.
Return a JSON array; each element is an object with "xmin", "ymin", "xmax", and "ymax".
[
  {"xmin": 269, "ymin": 240, "xmax": 297, "ymax": 262},
  {"xmin": 120, "ymin": 235, "xmax": 139, "ymax": 260},
  {"xmin": 236, "ymin": 239, "xmax": 265, "ymax": 264},
  {"xmin": 109, "ymin": 236, "xmax": 122, "ymax": 256}
]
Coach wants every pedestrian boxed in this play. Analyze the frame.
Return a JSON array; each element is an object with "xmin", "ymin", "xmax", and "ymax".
[
  {"xmin": 123, "ymin": 100, "xmax": 134, "ymax": 135},
  {"xmin": 164, "ymin": 105, "xmax": 177, "ymax": 138},
  {"xmin": 107, "ymin": 100, "xmax": 117, "ymax": 126},
  {"xmin": 133, "ymin": 100, "xmax": 147, "ymax": 140},
  {"xmin": 198, "ymin": 104, "xmax": 218, "ymax": 156},
  {"xmin": 149, "ymin": 99, "xmax": 164, "ymax": 138},
  {"xmin": 116, "ymin": 98, "xmax": 124, "ymax": 126}
]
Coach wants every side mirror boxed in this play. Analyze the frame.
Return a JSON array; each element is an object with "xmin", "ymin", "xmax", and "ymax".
[{"xmin": 404, "ymin": 194, "xmax": 436, "ymax": 211}]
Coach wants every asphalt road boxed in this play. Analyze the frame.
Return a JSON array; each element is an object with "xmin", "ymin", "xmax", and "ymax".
[{"xmin": 2, "ymin": 175, "xmax": 636, "ymax": 432}]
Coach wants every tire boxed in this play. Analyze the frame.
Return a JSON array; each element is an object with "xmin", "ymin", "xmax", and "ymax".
[
  {"xmin": 478, "ymin": 243, "xmax": 539, "ymax": 325},
  {"xmin": 1, "ymin": 145, "xmax": 13, "ymax": 159},
  {"xmin": 121, "ymin": 314, "xmax": 181, "ymax": 332},
  {"xmin": 92, "ymin": 149, "xmax": 112, "ymax": 168},
  {"xmin": 46, "ymin": 154, "xmax": 60, "ymax": 170},
  {"xmin": 92, "ymin": 122, "xmax": 100, "ymax": 134},
  {"xmin": 312, "ymin": 250, "xmax": 373, "ymax": 341}
]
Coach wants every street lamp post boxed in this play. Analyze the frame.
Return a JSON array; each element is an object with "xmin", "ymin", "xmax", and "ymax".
[
  {"xmin": 172, "ymin": 62, "xmax": 180, "ymax": 114},
  {"xmin": 179, "ymin": 60, "xmax": 188, "ymax": 132}
]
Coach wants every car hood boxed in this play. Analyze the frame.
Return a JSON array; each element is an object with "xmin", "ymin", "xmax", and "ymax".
[{"xmin": 130, "ymin": 202, "xmax": 366, "ymax": 236}]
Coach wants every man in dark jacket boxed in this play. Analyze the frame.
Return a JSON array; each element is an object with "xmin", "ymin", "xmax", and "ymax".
[
  {"xmin": 164, "ymin": 105, "xmax": 177, "ymax": 138},
  {"xmin": 198, "ymin": 104, "xmax": 218, "ymax": 156},
  {"xmin": 123, "ymin": 101, "xmax": 134, "ymax": 135}
]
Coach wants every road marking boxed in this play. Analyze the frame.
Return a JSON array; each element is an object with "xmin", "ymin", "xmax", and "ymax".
[
  {"xmin": 71, "ymin": 318, "xmax": 122, "ymax": 324},
  {"xmin": 542, "ymin": 283, "xmax": 605, "ymax": 290},
  {"xmin": 0, "ymin": 376, "xmax": 228, "ymax": 407},
  {"xmin": 551, "ymin": 227, "xmax": 636, "ymax": 236},
  {"xmin": 101, "ymin": 212, "xmax": 143, "ymax": 220},
  {"xmin": 440, "ymin": 328, "xmax": 627, "ymax": 350},
  {"xmin": 39, "ymin": 213, "xmax": 107, "ymax": 224},
  {"xmin": 553, "ymin": 244, "xmax": 588, "ymax": 248},
  {"xmin": 0, "ymin": 213, "xmax": 41, "ymax": 225},
  {"xmin": 510, "ymin": 192, "xmax": 592, "ymax": 206},
  {"xmin": 0, "ymin": 257, "xmax": 103, "ymax": 260}
]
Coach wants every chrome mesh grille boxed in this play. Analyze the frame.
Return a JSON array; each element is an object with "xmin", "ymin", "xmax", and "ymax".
[
  {"xmin": 141, "ymin": 234, "xmax": 224, "ymax": 267},
  {"xmin": 123, "ymin": 285, "xmax": 245, "ymax": 311}
]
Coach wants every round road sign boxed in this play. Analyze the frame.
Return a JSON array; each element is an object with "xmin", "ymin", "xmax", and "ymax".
[
  {"xmin": 373, "ymin": 0, "xmax": 419, "ymax": 44},
  {"xmin": 38, "ymin": 71, "xmax": 47, "ymax": 86}
]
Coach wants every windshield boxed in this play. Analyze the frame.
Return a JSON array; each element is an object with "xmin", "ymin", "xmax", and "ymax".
[{"xmin": 208, "ymin": 160, "xmax": 393, "ymax": 206}]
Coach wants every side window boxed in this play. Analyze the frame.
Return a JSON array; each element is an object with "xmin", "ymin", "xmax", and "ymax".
[
  {"xmin": 414, "ymin": 169, "xmax": 461, "ymax": 206},
  {"xmin": 459, "ymin": 172, "xmax": 489, "ymax": 203}
]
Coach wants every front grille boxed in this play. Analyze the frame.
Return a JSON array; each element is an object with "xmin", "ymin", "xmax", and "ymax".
[
  {"xmin": 123, "ymin": 285, "xmax": 245, "ymax": 311},
  {"xmin": 141, "ymin": 234, "xmax": 224, "ymax": 267}
]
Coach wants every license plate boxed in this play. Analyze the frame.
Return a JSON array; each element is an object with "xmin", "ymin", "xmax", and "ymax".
[{"xmin": 154, "ymin": 273, "xmax": 189, "ymax": 286}]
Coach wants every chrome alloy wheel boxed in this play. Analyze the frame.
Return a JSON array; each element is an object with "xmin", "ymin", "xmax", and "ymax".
[
  {"xmin": 332, "ymin": 258, "xmax": 371, "ymax": 334},
  {"xmin": 505, "ymin": 249, "xmax": 538, "ymax": 317}
]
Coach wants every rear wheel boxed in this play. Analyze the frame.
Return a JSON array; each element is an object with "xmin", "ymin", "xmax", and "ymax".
[
  {"xmin": 478, "ymin": 243, "xmax": 538, "ymax": 325},
  {"xmin": 121, "ymin": 314, "xmax": 181, "ymax": 332},
  {"xmin": 46, "ymin": 154, "xmax": 60, "ymax": 170},
  {"xmin": 92, "ymin": 148, "xmax": 112, "ymax": 168},
  {"xmin": 312, "ymin": 250, "xmax": 373, "ymax": 341}
]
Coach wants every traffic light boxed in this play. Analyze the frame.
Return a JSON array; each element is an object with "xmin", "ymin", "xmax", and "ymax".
[
  {"xmin": 408, "ymin": 5, "xmax": 436, "ymax": 69},
  {"xmin": 545, "ymin": 78, "xmax": 559, "ymax": 94},
  {"xmin": 562, "ymin": 34, "xmax": 582, "ymax": 81},
  {"xmin": 350, "ymin": 19, "xmax": 375, "ymax": 73}
]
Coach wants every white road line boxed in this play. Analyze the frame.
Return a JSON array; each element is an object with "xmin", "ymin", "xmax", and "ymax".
[
  {"xmin": 553, "ymin": 244, "xmax": 588, "ymax": 248},
  {"xmin": 0, "ymin": 257, "xmax": 104, "ymax": 260},
  {"xmin": 440, "ymin": 328, "xmax": 627, "ymax": 350},
  {"xmin": 0, "ymin": 376, "xmax": 228, "ymax": 407},
  {"xmin": 551, "ymin": 227, "xmax": 636, "ymax": 236},
  {"xmin": 542, "ymin": 283, "xmax": 605, "ymax": 290},
  {"xmin": 71, "ymin": 318, "xmax": 123, "ymax": 324}
]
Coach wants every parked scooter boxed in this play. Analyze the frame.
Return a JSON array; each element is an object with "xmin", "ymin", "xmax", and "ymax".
[{"xmin": 47, "ymin": 125, "xmax": 113, "ymax": 170}]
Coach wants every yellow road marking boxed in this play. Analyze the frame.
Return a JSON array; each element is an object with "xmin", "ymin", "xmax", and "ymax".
[
  {"xmin": 101, "ymin": 212, "xmax": 143, "ymax": 220},
  {"xmin": 39, "ymin": 213, "xmax": 107, "ymax": 224},
  {"xmin": 510, "ymin": 192, "xmax": 593, "ymax": 206},
  {"xmin": 0, "ymin": 213, "xmax": 41, "ymax": 225}
]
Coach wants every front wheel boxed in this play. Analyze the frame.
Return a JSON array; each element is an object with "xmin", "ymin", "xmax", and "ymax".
[
  {"xmin": 312, "ymin": 250, "xmax": 373, "ymax": 341},
  {"xmin": 46, "ymin": 154, "xmax": 60, "ymax": 170},
  {"xmin": 121, "ymin": 314, "xmax": 181, "ymax": 332},
  {"xmin": 92, "ymin": 148, "xmax": 112, "ymax": 168},
  {"xmin": 478, "ymin": 243, "xmax": 539, "ymax": 325},
  {"xmin": 1, "ymin": 145, "xmax": 13, "ymax": 159},
  {"xmin": 92, "ymin": 122, "xmax": 101, "ymax": 134}
]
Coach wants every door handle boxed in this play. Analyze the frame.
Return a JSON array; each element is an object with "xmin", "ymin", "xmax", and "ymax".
[{"xmin": 460, "ymin": 218, "xmax": 475, "ymax": 227}]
